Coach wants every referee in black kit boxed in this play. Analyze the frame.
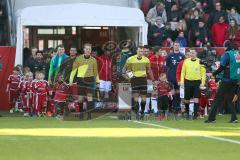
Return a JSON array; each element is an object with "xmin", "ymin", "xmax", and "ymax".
[{"xmin": 205, "ymin": 42, "xmax": 239, "ymax": 123}]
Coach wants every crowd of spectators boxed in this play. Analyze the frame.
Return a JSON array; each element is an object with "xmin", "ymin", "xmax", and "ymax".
[{"xmin": 142, "ymin": 0, "xmax": 240, "ymax": 48}]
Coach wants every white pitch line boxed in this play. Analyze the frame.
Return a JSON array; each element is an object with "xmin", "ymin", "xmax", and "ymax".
[{"xmin": 131, "ymin": 120, "xmax": 240, "ymax": 145}]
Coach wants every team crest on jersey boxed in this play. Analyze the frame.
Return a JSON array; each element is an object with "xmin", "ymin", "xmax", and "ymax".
[
  {"xmin": 172, "ymin": 59, "xmax": 177, "ymax": 65},
  {"xmin": 195, "ymin": 67, "xmax": 200, "ymax": 72},
  {"xmin": 234, "ymin": 53, "xmax": 240, "ymax": 63},
  {"xmin": 61, "ymin": 85, "xmax": 68, "ymax": 91}
]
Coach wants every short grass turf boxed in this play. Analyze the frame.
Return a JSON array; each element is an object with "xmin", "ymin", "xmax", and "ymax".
[{"xmin": 0, "ymin": 112, "xmax": 239, "ymax": 160}]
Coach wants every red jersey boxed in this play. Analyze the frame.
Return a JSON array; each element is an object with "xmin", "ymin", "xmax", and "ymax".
[
  {"xmin": 54, "ymin": 82, "xmax": 69, "ymax": 102},
  {"xmin": 157, "ymin": 80, "xmax": 173, "ymax": 96},
  {"xmin": 25, "ymin": 81, "xmax": 32, "ymax": 93},
  {"xmin": 149, "ymin": 55, "xmax": 166, "ymax": 81},
  {"xmin": 96, "ymin": 55, "xmax": 112, "ymax": 81},
  {"xmin": 8, "ymin": 74, "xmax": 21, "ymax": 90},
  {"xmin": 208, "ymin": 79, "xmax": 218, "ymax": 91},
  {"xmin": 18, "ymin": 80, "xmax": 26, "ymax": 94},
  {"xmin": 208, "ymin": 79, "xmax": 218, "ymax": 100},
  {"xmin": 35, "ymin": 80, "xmax": 49, "ymax": 93},
  {"xmin": 176, "ymin": 59, "xmax": 185, "ymax": 83},
  {"xmin": 31, "ymin": 80, "xmax": 38, "ymax": 94},
  {"xmin": 148, "ymin": 51, "xmax": 155, "ymax": 59}
]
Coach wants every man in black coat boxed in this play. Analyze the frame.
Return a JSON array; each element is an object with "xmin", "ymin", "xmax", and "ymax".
[{"xmin": 58, "ymin": 46, "xmax": 78, "ymax": 83}]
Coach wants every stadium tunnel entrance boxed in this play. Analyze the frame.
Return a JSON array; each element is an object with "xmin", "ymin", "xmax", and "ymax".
[
  {"xmin": 15, "ymin": 3, "xmax": 148, "ymax": 65},
  {"xmin": 23, "ymin": 26, "xmax": 140, "ymax": 53}
]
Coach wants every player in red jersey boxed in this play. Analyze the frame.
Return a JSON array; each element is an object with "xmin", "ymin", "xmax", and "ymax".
[
  {"xmin": 147, "ymin": 47, "xmax": 166, "ymax": 114},
  {"xmin": 199, "ymin": 76, "xmax": 218, "ymax": 118},
  {"xmin": 18, "ymin": 75, "xmax": 27, "ymax": 115},
  {"xmin": 24, "ymin": 72, "xmax": 34, "ymax": 116},
  {"xmin": 52, "ymin": 74, "xmax": 69, "ymax": 120},
  {"xmin": 6, "ymin": 67, "xmax": 22, "ymax": 113},
  {"xmin": 34, "ymin": 71, "xmax": 49, "ymax": 116},
  {"xmin": 31, "ymin": 71, "xmax": 40, "ymax": 115},
  {"xmin": 156, "ymin": 73, "xmax": 174, "ymax": 120}
]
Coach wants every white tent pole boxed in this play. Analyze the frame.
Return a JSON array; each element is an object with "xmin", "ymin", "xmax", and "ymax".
[{"xmin": 15, "ymin": 16, "xmax": 23, "ymax": 65}]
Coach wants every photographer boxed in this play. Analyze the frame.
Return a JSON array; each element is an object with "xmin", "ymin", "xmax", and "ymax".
[{"xmin": 197, "ymin": 43, "xmax": 218, "ymax": 73}]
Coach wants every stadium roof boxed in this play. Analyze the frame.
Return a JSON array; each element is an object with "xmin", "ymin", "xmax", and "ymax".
[
  {"xmin": 16, "ymin": 3, "xmax": 146, "ymax": 27},
  {"xmin": 15, "ymin": 3, "xmax": 148, "ymax": 64}
]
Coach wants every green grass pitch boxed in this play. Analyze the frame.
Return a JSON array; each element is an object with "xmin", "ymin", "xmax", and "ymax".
[{"xmin": 0, "ymin": 113, "xmax": 239, "ymax": 160}]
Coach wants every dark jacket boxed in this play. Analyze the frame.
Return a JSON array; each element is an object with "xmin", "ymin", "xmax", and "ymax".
[
  {"xmin": 191, "ymin": 25, "xmax": 209, "ymax": 46},
  {"xmin": 58, "ymin": 57, "xmax": 76, "ymax": 82},
  {"xmin": 208, "ymin": 10, "xmax": 229, "ymax": 27},
  {"xmin": 149, "ymin": 24, "xmax": 165, "ymax": 46}
]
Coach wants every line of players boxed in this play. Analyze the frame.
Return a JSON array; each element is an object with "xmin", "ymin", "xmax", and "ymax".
[
  {"xmin": 6, "ymin": 42, "xmax": 219, "ymax": 120},
  {"xmin": 123, "ymin": 42, "xmax": 219, "ymax": 120},
  {"xmin": 6, "ymin": 67, "xmax": 74, "ymax": 117}
]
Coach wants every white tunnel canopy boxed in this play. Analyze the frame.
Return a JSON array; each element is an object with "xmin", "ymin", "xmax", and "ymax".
[{"xmin": 15, "ymin": 3, "xmax": 148, "ymax": 64}]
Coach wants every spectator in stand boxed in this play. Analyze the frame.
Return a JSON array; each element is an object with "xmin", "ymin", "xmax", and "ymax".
[
  {"xmin": 169, "ymin": 4, "xmax": 182, "ymax": 22},
  {"xmin": 221, "ymin": 0, "xmax": 240, "ymax": 14},
  {"xmin": 164, "ymin": 0, "xmax": 177, "ymax": 21},
  {"xmin": 149, "ymin": 17, "xmax": 165, "ymax": 46},
  {"xmin": 25, "ymin": 47, "xmax": 38, "ymax": 72},
  {"xmin": 211, "ymin": 16, "xmax": 229, "ymax": 47},
  {"xmin": 189, "ymin": 9, "xmax": 201, "ymax": 34},
  {"xmin": 176, "ymin": 31, "xmax": 187, "ymax": 47},
  {"xmin": 207, "ymin": 2, "xmax": 228, "ymax": 27},
  {"xmin": 146, "ymin": 2, "xmax": 167, "ymax": 26},
  {"xmin": 183, "ymin": 10, "xmax": 192, "ymax": 27},
  {"xmin": 201, "ymin": 0, "xmax": 215, "ymax": 13},
  {"xmin": 228, "ymin": 7, "xmax": 240, "ymax": 25},
  {"xmin": 179, "ymin": 0, "xmax": 196, "ymax": 11},
  {"xmin": 162, "ymin": 22, "xmax": 176, "ymax": 45},
  {"xmin": 191, "ymin": 19, "xmax": 209, "ymax": 47},
  {"xmin": 176, "ymin": 19, "xmax": 187, "ymax": 34},
  {"xmin": 141, "ymin": 0, "xmax": 152, "ymax": 16},
  {"xmin": 227, "ymin": 19, "xmax": 240, "ymax": 47},
  {"xmin": 193, "ymin": 1, "xmax": 204, "ymax": 16}
]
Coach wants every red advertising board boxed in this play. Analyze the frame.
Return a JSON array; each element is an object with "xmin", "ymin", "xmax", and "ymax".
[{"xmin": 0, "ymin": 46, "xmax": 16, "ymax": 110}]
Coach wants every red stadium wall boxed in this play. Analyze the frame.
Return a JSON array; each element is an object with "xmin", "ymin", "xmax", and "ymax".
[{"xmin": 0, "ymin": 47, "xmax": 16, "ymax": 110}]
